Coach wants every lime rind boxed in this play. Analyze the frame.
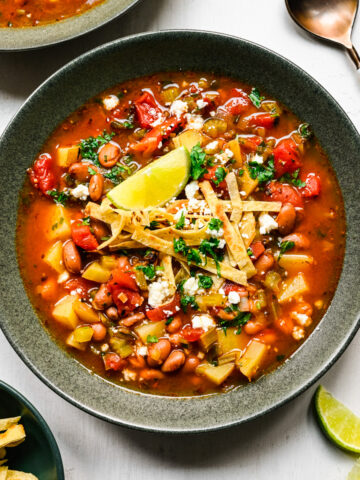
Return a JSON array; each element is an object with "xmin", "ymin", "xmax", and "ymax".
[{"xmin": 315, "ymin": 385, "xmax": 360, "ymax": 454}]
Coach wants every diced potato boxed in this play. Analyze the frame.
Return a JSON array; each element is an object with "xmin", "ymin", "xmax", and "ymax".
[
  {"xmin": 73, "ymin": 300, "xmax": 99, "ymax": 323},
  {"xmin": 238, "ymin": 340, "xmax": 267, "ymax": 381},
  {"xmin": 217, "ymin": 328, "xmax": 251, "ymax": 356},
  {"xmin": 109, "ymin": 337, "xmax": 133, "ymax": 358},
  {"xmin": 74, "ymin": 326, "xmax": 93, "ymax": 343},
  {"xmin": 66, "ymin": 332, "xmax": 86, "ymax": 351},
  {"xmin": 227, "ymin": 138, "xmax": 243, "ymax": 167},
  {"xmin": 0, "ymin": 425, "xmax": 25, "ymax": 449},
  {"xmin": 172, "ymin": 130, "xmax": 204, "ymax": 151},
  {"xmin": 100, "ymin": 255, "xmax": 118, "ymax": 270},
  {"xmin": 278, "ymin": 254, "xmax": 314, "ymax": 270},
  {"xmin": 82, "ymin": 262, "xmax": 112, "ymax": 283},
  {"xmin": 52, "ymin": 295, "xmax": 79, "ymax": 330},
  {"xmin": 43, "ymin": 241, "xmax": 64, "ymax": 274},
  {"xmin": 196, "ymin": 294, "xmax": 226, "ymax": 311},
  {"xmin": 199, "ymin": 328, "xmax": 217, "ymax": 352},
  {"xmin": 46, "ymin": 205, "xmax": 71, "ymax": 241},
  {"xmin": 134, "ymin": 269, "xmax": 147, "ymax": 291},
  {"xmin": 57, "ymin": 146, "xmax": 79, "ymax": 167},
  {"xmin": 196, "ymin": 362, "xmax": 235, "ymax": 385},
  {"xmin": 135, "ymin": 320, "xmax": 166, "ymax": 344},
  {"xmin": 0, "ymin": 418, "xmax": 20, "ymax": 433},
  {"xmin": 278, "ymin": 272, "xmax": 309, "ymax": 304}
]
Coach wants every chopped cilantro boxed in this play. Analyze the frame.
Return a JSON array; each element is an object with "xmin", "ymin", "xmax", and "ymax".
[
  {"xmin": 213, "ymin": 167, "xmax": 227, "ymax": 186},
  {"xmin": 175, "ymin": 211, "xmax": 186, "ymax": 230},
  {"xmin": 248, "ymin": 157, "xmax": 275, "ymax": 184},
  {"xmin": 177, "ymin": 279, "xmax": 186, "ymax": 294},
  {"xmin": 101, "ymin": 236, "xmax": 110, "ymax": 241},
  {"xmin": 279, "ymin": 169, "xmax": 306, "ymax": 188},
  {"xmin": 199, "ymin": 237, "xmax": 224, "ymax": 276},
  {"xmin": 208, "ymin": 218, "xmax": 223, "ymax": 231},
  {"xmin": 277, "ymin": 354, "xmax": 285, "ymax": 362},
  {"xmin": 198, "ymin": 275, "xmax": 213, "ymax": 289},
  {"xmin": 136, "ymin": 264, "xmax": 156, "ymax": 280},
  {"xmin": 88, "ymin": 167, "xmax": 97, "ymax": 175},
  {"xmin": 190, "ymin": 143, "xmax": 207, "ymax": 180},
  {"xmin": 187, "ymin": 248, "xmax": 202, "ymax": 265},
  {"xmin": 278, "ymin": 240, "xmax": 295, "ymax": 260},
  {"xmin": 238, "ymin": 168, "xmax": 244, "ymax": 176},
  {"xmin": 180, "ymin": 295, "xmax": 199, "ymax": 313},
  {"xmin": 81, "ymin": 217, "xmax": 91, "ymax": 226},
  {"xmin": 249, "ymin": 87, "xmax": 264, "ymax": 109},
  {"xmin": 247, "ymin": 248, "xmax": 253, "ymax": 256},
  {"xmin": 173, "ymin": 237, "xmax": 189, "ymax": 255},
  {"xmin": 145, "ymin": 220, "xmax": 160, "ymax": 231},
  {"xmin": 104, "ymin": 165, "xmax": 128, "ymax": 184},
  {"xmin": 146, "ymin": 335, "xmax": 159, "ymax": 344},
  {"xmin": 79, "ymin": 131, "xmax": 114, "ymax": 166},
  {"xmin": 219, "ymin": 312, "xmax": 251, "ymax": 335},
  {"xmin": 46, "ymin": 189, "xmax": 69, "ymax": 206},
  {"xmin": 165, "ymin": 316, "xmax": 174, "ymax": 326},
  {"xmin": 299, "ymin": 123, "xmax": 312, "ymax": 139}
]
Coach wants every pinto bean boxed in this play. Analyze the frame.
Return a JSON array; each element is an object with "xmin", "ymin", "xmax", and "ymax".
[
  {"xmin": 282, "ymin": 233, "xmax": 310, "ymax": 249},
  {"xmin": 140, "ymin": 368, "xmax": 165, "ymax": 381},
  {"xmin": 89, "ymin": 174, "xmax": 104, "ymax": 201},
  {"xmin": 254, "ymin": 252, "xmax": 274, "ymax": 275},
  {"xmin": 168, "ymin": 333, "xmax": 183, "ymax": 347},
  {"xmin": 276, "ymin": 203, "xmax": 296, "ymax": 235},
  {"xmin": 166, "ymin": 314, "xmax": 182, "ymax": 333},
  {"xmin": 92, "ymin": 283, "xmax": 113, "ymax": 310},
  {"xmin": 91, "ymin": 323, "xmax": 107, "ymax": 341},
  {"xmin": 92, "ymin": 221, "xmax": 109, "ymax": 242},
  {"xmin": 147, "ymin": 339, "xmax": 171, "ymax": 367},
  {"xmin": 69, "ymin": 162, "xmax": 97, "ymax": 182},
  {"xmin": 129, "ymin": 355, "xmax": 146, "ymax": 369},
  {"xmin": 182, "ymin": 355, "xmax": 200, "ymax": 373},
  {"xmin": 62, "ymin": 240, "xmax": 81, "ymax": 273},
  {"xmin": 121, "ymin": 312, "xmax": 145, "ymax": 327},
  {"xmin": 105, "ymin": 306, "xmax": 119, "ymax": 321},
  {"xmin": 98, "ymin": 142, "xmax": 121, "ymax": 168},
  {"xmin": 162, "ymin": 350, "xmax": 185, "ymax": 372},
  {"xmin": 244, "ymin": 320, "xmax": 266, "ymax": 335}
]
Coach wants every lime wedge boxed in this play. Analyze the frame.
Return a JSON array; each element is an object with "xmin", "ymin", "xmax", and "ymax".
[
  {"xmin": 348, "ymin": 458, "xmax": 360, "ymax": 480},
  {"xmin": 315, "ymin": 385, "xmax": 360, "ymax": 453},
  {"xmin": 107, "ymin": 147, "xmax": 190, "ymax": 209}
]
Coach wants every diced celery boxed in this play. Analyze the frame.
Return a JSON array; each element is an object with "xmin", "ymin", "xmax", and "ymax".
[
  {"xmin": 52, "ymin": 295, "xmax": 79, "ymax": 330},
  {"xmin": 46, "ymin": 205, "xmax": 71, "ymax": 241},
  {"xmin": 278, "ymin": 254, "xmax": 314, "ymax": 270},
  {"xmin": 110, "ymin": 337, "xmax": 133, "ymax": 358},
  {"xmin": 218, "ymin": 351, "xmax": 239, "ymax": 365},
  {"xmin": 196, "ymin": 362, "xmax": 235, "ymax": 385},
  {"xmin": 82, "ymin": 262, "xmax": 112, "ymax": 283},
  {"xmin": 172, "ymin": 130, "xmax": 204, "ymax": 151},
  {"xmin": 277, "ymin": 272, "xmax": 309, "ymax": 304},
  {"xmin": 44, "ymin": 241, "xmax": 64, "ymax": 274},
  {"xmin": 196, "ymin": 294, "xmax": 226, "ymax": 311},
  {"xmin": 74, "ymin": 326, "xmax": 93, "ymax": 343},
  {"xmin": 66, "ymin": 332, "xmax": 87, "ymax": 351},
  {"xmin": 100, "ymin": 255, "xmax": 118, "ymax": 271},
  {"xmin": 135, "ymin": 320, "xmax": 166, "ymax": 344},
  {"xmin": 57, "ymin": 146, "xmax": 79, "ymax": 167},
  {"xmin": 199, "ymin": 328, "xmax": 217, "ymax": 352},
  {"xmin": 238, "ymin": 340, "xmax": 267, "ymax": 381},
  {"xmin": 264, "ymin": 271, "xmax": 282, "ymax": 293}
]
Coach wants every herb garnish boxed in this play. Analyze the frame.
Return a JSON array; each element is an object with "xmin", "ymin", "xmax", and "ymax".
[
  {"xmin": 103, "ymin": 164, "xmax": 129, "ymax": 184},
  {"xmin": 180, "ymin": 295, "xmax": 199, "ymax": 313},
  {"xmin": 79, "ymin": 131, "xmax": 114, "ymax": 166},
  {"xmin": 299, "ymin": 123, "xmax": 312, "ymax": 139},
  {"xmin": 213, "ymin": 167, "xmax": 227, "ymax": 186},
  {"xmin": 199, "ymin": 237, "xmax": 224, "ymax": 276},
  {"xmin": 146, "ymin": 335, "xmax": 159, "ymax": 344},
  {"xmin": 145, "ymin": 220, "xmax": 160, "ymax": 231},
  {"xmin": 219, "ymin": 310, "xmax": 251, "ymax": 335},
  {"xmin": 81, "ymin": 217, "xmax": 91, "ymax": 226},
  {"xmin": 248, "ymin": 157, "xmax": 275, "ymax": 184},
  {"xmin": 46, "ymin": 189, "xmax": 69, "ymax": 206},
  {"xmin": 165, "ymin": 317, "xmax": 174, "ymax": 326},
  {"xmin": 175, "ymin": 211, "xmax": 186, "ymax": 230},
  {"xmin": 208, "ymin": 218, "xmax": 223, "ymax": 231},
  {"xmin": 278, "ymin": 240, "xmax": 295, "ymax": 260},
  {"xmin": 198, "ymin": 275, "xmax": 213, "ymax": 289},
  {"xmin": 279, "ymin": 169, "xmax": 306, "ymax": 188},
  {"xmin": 249, "ymin": 87, "xmax": 264, "ymax": 109},
  {"xmin": 135, "ymin": 264, "xmax": 156, "ymax": 280},
  {"xmin": 190, "ymin": 144, "xmax": 207, "ymax": 180}
]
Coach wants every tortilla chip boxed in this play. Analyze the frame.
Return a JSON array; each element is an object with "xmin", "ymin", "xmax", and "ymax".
[
  {"xmin": 0, "ymin": 466, "xmax": 8, "ymax": 480},
  {"xmin": 0, "ymin": 425, "xmax": 25, "ymax": 449},
  {"xmin": 0, "ymin": 418, "xmax": 20, "ymax": 433},
  {"xmin": 6, "ymin": 471, "xmax": 38, "ymax": 480},
  {"xmin": 239, "ymin": 212, "xmax": 256, "ymax": 248}
]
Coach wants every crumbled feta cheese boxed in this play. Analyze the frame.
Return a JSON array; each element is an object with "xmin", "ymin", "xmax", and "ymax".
[
  {"xmin": 196, "ymin": 99, "xmax": 208, "ymax": 109},
  {"xmin": 224, "ymin": 148, "xmax": 234, "ymax": 158},
  {"xmin": 174, "ymin": 207, "xmax": 188, "ymax": 221},
  {"xmin": 102, "ymin": 94, "xmax": 119, "ymax": 111},
  {"xmin": 292, "ymin": 326, "xmax": 305, "ymax": 341},
  {"xmin": 218, "ymin": 239, "xmax": 226, "ymax": 249},
  {"xmin": 210, "ymin": 111, "xmax": 216, "ymax": 117},
  {"xmin": 158, "ymin": 141, "xmax": 163, "ymax": 149},
  {"xmin": 240, "ymin": 191, "xmax": 247, "ymax": 197},
  {"xmin": 183, "ymin": 277, "xmax": 204, "ymax": 296},
  {"xmin": 137, "ymin": 346, "xmax": 148, "ymax": 356},
  {"xmin": 219, "ymin": 287, "xmax": 226, "ymax": 296},
  {"xmin": 71, "ymin": 184, "xmax": 89, "ymax": 201},
  {"xmin": 170, "ymin": 100, "xmax": 188, "ymax": 118},
  {"xmin": 198, "ymin": 221, "xmax": 204, "ymax": 229},
  {"xmin": 205, "ymin": 140, "xmax": 219, "ymax": 151},
  {"xmin": 291, "ymin": 312, "xmax": 312, "ymax": 327},
  {"xmin": 192, "ymin": 314, "xmax": 215, "ymax": 331},
  {"xmin": 251, "ymin": 153, "xmax": 264, "ymax": 164},
  {"xmin": 185, "ymin": 181, "xmax": 199, "ymax": 200},
  {"xmin": 123, "ymin": 369, "xmax": 137, "ymax": 382},
  {"xmin": 228, "ymin": 291, "xmax": 241, "ymax": 304},
  {"xmin": 206, "ymin": 227, "xmax": 224, "ymax": 238},
  {"xmin": 185, "ymin": 114, "xmax": 204, "ymax": 130},
  {"xmin": 148, "ymin": 280, "xmax": 171, "ymax": 307},
  {"xmin": 258, "ymin": 212, "xmax": 278, "ymax": 235},
  {"xmin": 150, "ymin": 115, "xmax": 164, "ymax": 127},
  {"xmin": 100, "ymin": 343, "xmax": 109, "ymax": 353}
]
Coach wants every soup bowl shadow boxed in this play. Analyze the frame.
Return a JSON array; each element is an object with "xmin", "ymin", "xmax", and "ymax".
[{"xmin": 0, "ymin": 30, "xmax": 359, "ymax": 432}]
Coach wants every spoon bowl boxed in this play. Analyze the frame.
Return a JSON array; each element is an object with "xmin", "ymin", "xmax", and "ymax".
[{"xmin": 286, "ymin": 0, "xmax": 360, "ymax": 68}]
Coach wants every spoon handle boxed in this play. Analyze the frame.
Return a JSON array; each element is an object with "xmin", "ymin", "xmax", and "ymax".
[{"xmin": 347, "ymin": 45, "xmax": 360, "ymax": 69}]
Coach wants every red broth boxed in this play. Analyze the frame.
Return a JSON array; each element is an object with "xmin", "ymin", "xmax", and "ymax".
[
  {"xmin": 17, "ymin": 72, "xmax": 345, "ymax": 395},
  {"xmin": 0, "ymin": 0, "xmax": 104, "ymax": 27}
]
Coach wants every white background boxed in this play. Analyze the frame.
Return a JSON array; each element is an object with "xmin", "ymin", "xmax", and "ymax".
[{"xmin": 0, "ymin": 1, "xmax": 360, "ymax": 478}]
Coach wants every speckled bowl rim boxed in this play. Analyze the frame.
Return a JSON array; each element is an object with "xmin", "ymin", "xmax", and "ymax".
[
  {"xmin": 0, "ymin": 0, "xmax": 141, "ymax": 51},
  {"xmin": 0, "ymin": 380, "xmax": 65, "ymax": 478},
  {"xmin": 0, "ymin": 30, "xmax": 359, "ymax": 433}
]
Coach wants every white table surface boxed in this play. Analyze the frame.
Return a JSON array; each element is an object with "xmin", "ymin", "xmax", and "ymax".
[{"xmin": 0, "ymin": 1, "xmax": 359, "ymax": 478}]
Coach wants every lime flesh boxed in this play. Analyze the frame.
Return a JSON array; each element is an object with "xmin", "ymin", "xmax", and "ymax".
[
  {"xmin": 107, "ymin": 147, "xmax": 190, "ymax": 210},
  {"xmin": 315, "ymin": 385, "xmax": 360, "ymax": 453}
]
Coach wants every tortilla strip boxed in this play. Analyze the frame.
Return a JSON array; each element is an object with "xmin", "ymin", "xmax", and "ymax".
[
  {"xmin": 109, "ymin": 241, "xmax": 144, "ymax": 250},
  {"xmin": 232, "ymin": 222, "xmax": 256, "ymax": 277},
  {"xmin": 0, "ymin": 425, "xmax": 25, "ymax": 449},
  {"xmin": 160, "ymin": 254, "xmax": 176, "ymax": 295},
  {"xmin": 0, "ymin": 418, "xmax": 20, "ymax": 433},
  {"xmin": 0, "ymin": 467, "xmax": 7, "ymax": 480},
  {"xmin": 132, "ymin": 228, "xmax": 248, "ymax": 285},
  {"xmin": 240, "ymin": 212, "xmax": 256, "ymax": 249},
  {"xmin": 226, "ymin": 172, "xmax": 242, "ymax": 224},
  {"xmin": 6, "ymin": 471, "xmax": 38, "ymax": 480},
  {"xmin": 199, "ymin": 180, "xmax": 249, "ymax": 270},
  {"xmin": 237, "ymin": 167, "xmax": 258, "ymax": 198}
]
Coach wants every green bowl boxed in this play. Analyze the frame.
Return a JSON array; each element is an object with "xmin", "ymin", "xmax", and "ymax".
[
  {"xmin": 0, "ymin": 31, "xmax": 359, "ymax": 433},
  {"xmin": 0, "ymin": 0, "xmax": 140, "ymax": 51},
  {"xmin": 0, "ymin": 381, "xmax": 64, "ymax": 479}
]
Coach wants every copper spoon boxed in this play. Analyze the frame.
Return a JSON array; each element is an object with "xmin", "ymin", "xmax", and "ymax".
[{"xmin": 285, "ymin": 0, "xmax": 360, "ymax": 68}]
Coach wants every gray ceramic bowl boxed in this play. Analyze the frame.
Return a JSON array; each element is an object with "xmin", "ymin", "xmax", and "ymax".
[
  {"xmin": 0, "ymin": 381, "xmax": 64, "ymax": 479},
  {"xmin": 0, "ymin": 31, "xmax": 359, "ymax": 433},
  {"xmin": 0, "ymin": 0, "xmax": 140, "ymax": 51}
]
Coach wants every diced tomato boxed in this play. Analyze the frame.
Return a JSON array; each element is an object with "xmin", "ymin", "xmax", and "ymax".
[
  {"xmin": 273, "ymin": 138, "xmax": 301, "ymax": 177},
  {"xmin": 223, "ymin": 282, "xmax": 248, "ymax": 296},
  {"xmin": 274, "ymin": 316, "xmax": 294, "ymax": 336},
  {"xmin": 181, "ymin": 325, "xmax": 204, "ymax": 342},
  {"xmin": 130, "ymin": 117, "xmax": 182, "ymax": 157},
  {"xmin": 300, "ymin": 173, "xmax": 321, "ymax": 198},
  {"xmin": 71, "ymin": 223, "xmax": 99, "ymax": 250},
  {"xmin": 108, "ymin": 269, "xmax": 138, "ymax": 292},
  {"xmin": 248, "ymin": 241, "xmax": 265, "ymax": 260},
  {"xmin": 265, "ymin": 181, "xmax": 304, "ymax": 208},
  {"xmin": 146, "ymin": 294, "xmax": 180, "ymax": 322},
  {"xmin": 134, "ymin": 91, "xmax": 162, "ymax": 129},
  {"xmin": 248, "ymin": 112, "xmax": 276, "ymax": 129},
  {"xmin": 221, "ymin": 88, "xmax": 251, "ymax": 116},
  {"xmin": 64, "ymin": 277, "xmax": 96, "ymax": 299},
  {"xmin": 203, "ymin": 166, "xmax": 228, "ymax": 190},
  {"xmin": 238, "ymin": 135, "xmax": 263, "ymax": 152},
  {"xmin": 108, "ymin": 268, "xmax": 142, "ymax": 313},
  {"xmin": 28, "ymin": 153, "xmax": 56, "ymax": 195},
  {"xmin": 103, "ymin": 353, "xmax": 126, "ymax": 371}
]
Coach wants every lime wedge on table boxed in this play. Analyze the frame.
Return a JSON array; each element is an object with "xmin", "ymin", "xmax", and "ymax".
[
  {"xmin": 315, "ymin": 385, "xmax": 360, "ymax": 453},
  {"xmin": 107, "ymin": 147, "xmax": 190, "ymax": 209},
  {"xmin": 348, "ymin": 458, "xmax": 360, "ymax": 480}
]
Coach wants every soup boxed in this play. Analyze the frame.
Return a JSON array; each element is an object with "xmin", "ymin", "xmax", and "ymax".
[
  {"xmin": 0, "ymin": 0, "xmax": 104, "ymax": 28},
  {"xmin": 17, "ymin": 72, "xmax": 345, "ymax": 395}
]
